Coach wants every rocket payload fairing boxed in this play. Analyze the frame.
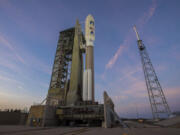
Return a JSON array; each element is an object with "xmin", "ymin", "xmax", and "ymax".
[{"xmin": 83, "ymin": 14, "xmax": 95, "ymax": 101}]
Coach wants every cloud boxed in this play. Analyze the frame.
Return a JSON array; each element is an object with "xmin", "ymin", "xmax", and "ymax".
[
  {"xmin": 164, "ymin": 87, "xmax": 180, "ymax": 100},
  {"xmin": 118, "ymin": 65, "xmax": 142, "ymax": 82},
  {"xmin": 101, "ymin": 1, "xmax": 158, "ymax": 117},
  {"xmin": 98, "ymin": 65, "xmax": 151, "ymax": 117},
  {"xmin": 0, "ymin": 57, "xmax": 21, "ymax": 73},
  {"xmin": 0, "ymin": 32, "xmax": 51, "ymax": 110},
  {"xmin": 0, "ymin": 1, "xmax": 37, "ymax": 38},
  {"xmin": 0, "ymin": 90, "xmax": 41, "ymax": 110},
  {"xmin": 105, "ymin": 0, "xmax": 157, "ymax": 70},
  {"xmin": 163, "ymin": 87, "xmax": 180, "ymax": 112},
  {"xmin": 111, "ymin": 65, "xmax": 180, "ymax": 116},
  {"xmin": 26, "ymin": 54, "xmax": 52, "ymax": 75},
  {"xmin": 115, "ymin": 102, "xmax": 151, "ymax": 116},
  {"xmin": 0, "ymin": 68, "xmax": 48, "ymax": 110},
  {"xmin": 0, "ymin": 32, "xmax": 51, "ymax": 75},
  {"xmin": 0, "ymin": 33, "xmax": 25, "ymax": 64},
  {"xmin": 118, "ymin": 66, "xmax": 147, "ymax": 98},
  {"xmin": 105, "ymin": 40, "xmax": 127, "ymax": 69},
  {"xmin": 101, "ymin": 65, "xmax": 146, "ymax": 100},
  {"xmin": 0, "ymin": 0, "xmax": 68, "ymax": 43},
  {"xmin": 137, "ymin": 0, "xmax": 157, "ymax": 27},
  {"xmin": 170, "ymin": 45, "xmax": 180, "ymax": 61},
  {"xmin": 0, "ymin": 74, "xmax": 23, "ymax": 86}
]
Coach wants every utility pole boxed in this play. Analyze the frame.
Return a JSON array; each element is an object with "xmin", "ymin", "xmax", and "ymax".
[
  {"xmin": 135, "ymin": 104, "xmax": 139, "ymax": 119},
  {"xmin": 133, "ymin": 26, "xmax": 171, "ymax": 119}
]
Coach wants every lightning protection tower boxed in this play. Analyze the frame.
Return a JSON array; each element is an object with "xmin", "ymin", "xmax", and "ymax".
[{"xmin": 133, "ymin": 26, "xmax": 171, "ymax": 119}]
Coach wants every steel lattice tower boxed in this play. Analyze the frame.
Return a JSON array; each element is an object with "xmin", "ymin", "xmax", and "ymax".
[{"xmin": 133, "ymin": 26, "xmax": 171, "ymax": 119}]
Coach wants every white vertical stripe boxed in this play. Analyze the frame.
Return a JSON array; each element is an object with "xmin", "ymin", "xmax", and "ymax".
[
  {"xmin": 83, "ymin": 70, "xmax": 88, "ymax": 101},
  {"xmin": 87, "ymin": 69, "xmax": 92, "ymax": 101}
]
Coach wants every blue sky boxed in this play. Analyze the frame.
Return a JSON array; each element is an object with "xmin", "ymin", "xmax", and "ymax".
[{"xmin": 0, "ymin": 0, "xmax": 179, "ymax": 118}]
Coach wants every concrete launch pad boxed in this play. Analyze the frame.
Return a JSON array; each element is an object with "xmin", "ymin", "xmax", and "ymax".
[{"xmin": 0, "ymin": 126, "xmax": 180, "ymax": 135}]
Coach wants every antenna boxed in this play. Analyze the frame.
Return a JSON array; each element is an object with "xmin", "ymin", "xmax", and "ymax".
[{"xmin": 133, "ymin": 25, "xmax": 140, "ymax": 40}]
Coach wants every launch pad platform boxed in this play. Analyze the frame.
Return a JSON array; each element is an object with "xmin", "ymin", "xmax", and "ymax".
[
  {"xmin": 27, "ymin": 92, "xmax": 124, "ymax": 128},
  {"xmin": 27, "ymin": 16, "xmax": 124, "ymax": 128},
  {"xmin": 56, "ymin": 102, "xmax": 104, "ymax": 126}
]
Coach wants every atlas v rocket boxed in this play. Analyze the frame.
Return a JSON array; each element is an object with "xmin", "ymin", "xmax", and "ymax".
[
  {"xmin": 83, "ymin": 15, "xmax": 95, "ymax": 102},
  {"xmin": 28, "ymin": 15, "xmax": 124, "ymax": 128}
]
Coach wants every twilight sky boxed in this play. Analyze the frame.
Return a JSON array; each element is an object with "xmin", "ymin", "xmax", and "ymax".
[{"xmin": 0, "ymin": 0, "xmax": 180, "ymax": 118}]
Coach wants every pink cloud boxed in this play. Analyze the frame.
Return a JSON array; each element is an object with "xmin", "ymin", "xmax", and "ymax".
[
  {"xmin": 0, "ymin": 0, "xmax": 68, "ymax": 44},
  {"xmin": 106, "ymin": 65, "xmax": 147, "ymax": 99},
  {"xmin": 0, "ymin": 33, "xmax": 25, "ymax": 64},
  {"xmin": 137, "ymin": 0, "xmax": 157, "ymax": 27},
  {"xmin": 0, "ymin": 1, "xmax": 37, "ymax": 37},
  {"xmin": 163, "ymin": 87, "xmax": 180, "ymax": 111},
  {"xmin": 171, "ymin": 45, "xmax": 180, "ymax": 61},
  {"xmin": 173, "ymin": 52, "xmax": 180, "ymax": 61},
  {"xmin": 26, "ymin": 54, "xmax": 51, "ymax": 75},
  {"xmin": 105, "ymin": 0, "xmax": 157, "ymax": 70},
  {"xmin": 105, "ymin": 40, "xmax": 128, "ymax": 69},
  {"xmin": 0, "ymin": 74, "xmax": 22, "ymax": 85},
  {"xmin": 0, "ymin": 57, "xmax": 21, "ymax": 73},
  {"xmin": 119, "ymin": 67, "xmax": 147, "ymax": 98},
  {"xmin": 115, "ymin": 102, "xmax": 150, "ymax": 115},
  {"xmin": 115, "ymin": 77, "xmax": 180, "ymax": 115},
  {"xmin": 164, "ymin": 87, "xmax": 180, "ymax": 99},
  {"xmin": 123, "ymin": 80, "xmax": 147, "ymax": 98},
  {"xmin": 118, "ymin": 65, "xmax": 142, "ymax": 82},
  {"xmin": 0, "ymin": 33, "xmax": 51, "ymax": 75},
  {"xmin": 145, "ymin": 36, "xmax": 162, "ymax": 46},
  {"xmin": 0, "ymin": 90, "xmax": 39, "ymax": 110},
  {"xmin": 97, "ymin": 64, "xmax": 180, "ymax": 116}
]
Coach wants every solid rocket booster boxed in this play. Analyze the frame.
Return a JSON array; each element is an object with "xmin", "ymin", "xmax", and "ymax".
[{"xmin": 83, "ymin": 14, "xmax": 95, "ymax": 101}]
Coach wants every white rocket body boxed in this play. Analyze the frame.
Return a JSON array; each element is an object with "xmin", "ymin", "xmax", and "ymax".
[
  {"xmin": 83, "ymin": 70, "xmax": 88, "ymax": 100},
  {"xmin": 83, "ymin": 14, "xmax": 95, "ymax": 101}
]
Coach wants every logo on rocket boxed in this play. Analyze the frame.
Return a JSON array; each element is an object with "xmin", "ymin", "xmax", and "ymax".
[{"xmin": 85, "ymin": 14, "xmax": 95, "ymax": 46}]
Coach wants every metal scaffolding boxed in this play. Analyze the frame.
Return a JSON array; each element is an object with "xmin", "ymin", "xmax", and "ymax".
[
  {"xmin": 49, "ymin": 28, "xmax": 75, "ymax": 89},
  {"xmin": 133, "ymin": 26, "xmax": 171, "ymax": 119},
  {"xmin": 46, "ymin": 28, "xmax": 75, "ymax": 106}
]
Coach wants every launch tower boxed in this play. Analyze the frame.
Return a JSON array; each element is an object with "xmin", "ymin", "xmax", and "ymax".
[
  {"xmin": 27, "ymin": 15, "xmax": 124, "ymax": 128},
  {"xmin": 133, "ymin": 26, "xmax": 171, "ymax": 119}
]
